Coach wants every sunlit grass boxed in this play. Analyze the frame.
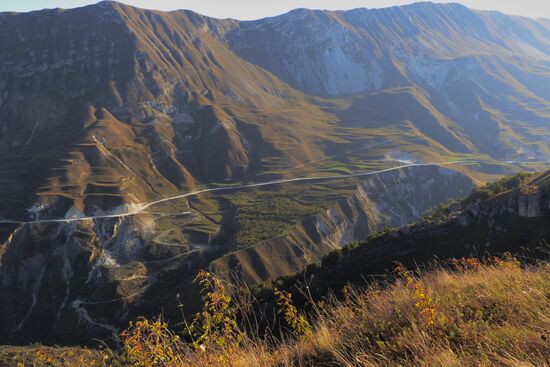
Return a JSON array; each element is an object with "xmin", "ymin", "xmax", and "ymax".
[{"xmin": 111, "ymin": 258, "xmax": 550, "ymax": 367}]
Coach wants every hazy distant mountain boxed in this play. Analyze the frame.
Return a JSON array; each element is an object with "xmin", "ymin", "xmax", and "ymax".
[
  {"xmin": 0, "ymin": 1, "xmax": 548, "ymax": 343},
  {"xmin": 226, "ymin": 3, "xmax": 550, "ymax": 155}
]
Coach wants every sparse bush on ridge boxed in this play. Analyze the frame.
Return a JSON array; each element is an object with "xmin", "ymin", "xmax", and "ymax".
[
  {"xmin": 106, "ymin": 256, "xmax": 550, "ymax": 367},
  {"xmin": 462, "ymin": 173, "xmax": 532, "ymax": 206}
]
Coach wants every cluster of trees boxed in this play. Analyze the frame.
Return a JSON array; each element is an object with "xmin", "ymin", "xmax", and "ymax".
[{"xmin": 462, "ymin": 172, "xmax": 531, "ymax": 206}]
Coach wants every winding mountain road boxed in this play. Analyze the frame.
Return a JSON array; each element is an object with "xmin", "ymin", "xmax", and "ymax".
[{"xmin": 0, "ymin": 161, "xmax": 478, "ymax": 226}]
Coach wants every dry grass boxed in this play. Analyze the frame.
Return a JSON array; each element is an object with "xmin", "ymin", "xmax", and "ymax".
[
  {"xmin": 110, "ymin": 258, "xmax": 550, "ymax": 367},
  {"xmin": 5, "ymin": 259, "xmax": 548, "ymax": 366},
  {"xmin": 0, "ymin": 345, "xmax": 109, "ymax": 367}
]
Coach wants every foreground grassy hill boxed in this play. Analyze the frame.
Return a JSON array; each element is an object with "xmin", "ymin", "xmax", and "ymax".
[
  {"xmin": 188, "ymin": 260, "xmax": 550, "ymax": 366},
  {"xmin": 4, "ymin": 258, "xmax": 550, "ymax": 366}
]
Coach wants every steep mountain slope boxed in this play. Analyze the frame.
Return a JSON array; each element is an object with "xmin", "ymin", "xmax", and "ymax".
[
  {"xmin": 0, "ymin": 164, "xmax": 472, "ymax": 343},
  {"xmin": 225, "ymin": 3, "xmax": 550, "ymax": 158},
  {"xmin": 1, "ymin": 1, "xmax": 549, "ymax": 224},
  {"xmin": 0, "ymin": 1, "xmax": 548, "ymax": 344},
  {"xmin": 226, "ymin": 4, "xmax": 550, "ymax": 95},
  {"xmin": 0, "ymin": 1, "xmax": 337, "ymax": 222}
]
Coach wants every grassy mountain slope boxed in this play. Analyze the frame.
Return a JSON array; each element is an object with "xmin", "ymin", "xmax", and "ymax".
[
  {"xmin": 162, "ymin": 261, "xmax": 550, "ymax": 366},
  {"xmin": 226, "ymin": 3, "xmax": 550, "ymax": 159},
  {"xmin": 4, "ymin": 260, "xmax": 550, "ymax": 366},
  {"xmin": 0, "ymin": 1, "xmax": 340, "ymax": 221},
  {"xmin": 1, "ymin": 1, "xmax": 549, "ymax": 222},
  {"xmin": 211, "ymin": 165, "xmax": 473, "ymax": 284}
]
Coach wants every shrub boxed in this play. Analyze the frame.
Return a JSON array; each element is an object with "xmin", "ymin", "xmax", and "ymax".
[
  {"xmin": 187, "ymin": 270, "xmax": 243, "ymax": 361},
  {"xmin": 274, "ymin": 288, "xmax": 312, "ymax": 338}
]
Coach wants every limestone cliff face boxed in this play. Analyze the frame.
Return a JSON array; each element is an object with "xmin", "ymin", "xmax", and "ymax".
[
  {"xmin": 0, "ymin": 210, "xmax": 219, "ymax": 344},
  {"xmin": 517, "ymin": 192, "xmax": 544, "ymax": 218},
  {"xmin": 456, "ymin": 187, "xmax": 549, "ymax": 227},
  {"xmin": 226, "ymin": 4, "xmax": 550, "ymax": 97},
  {"xmin": 211, "ymin": 166, "xmax": 473, "ymax": 283}
]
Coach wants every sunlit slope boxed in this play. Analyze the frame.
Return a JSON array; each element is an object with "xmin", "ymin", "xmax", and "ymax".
[
  {"xmin": 226, "ymin": 3, "xmax": 550, "ymax": 159},
  {"xmin": 227, "ymin": 3, "xmax": 550, "ymax": 95},
  {"xmin": 0, "ymin": 1, "xmax": 340, "ymax": 221},
  {"xmin": 1, "ymin": 1, "xmax": 549, "ymax": 221}
]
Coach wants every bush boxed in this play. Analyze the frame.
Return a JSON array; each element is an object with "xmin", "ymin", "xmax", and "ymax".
[{"xmin": 462, "ymin": 173, "xmax": 531, "ymax": 206}]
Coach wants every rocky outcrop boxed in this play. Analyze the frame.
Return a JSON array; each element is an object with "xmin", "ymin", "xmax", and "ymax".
[
  {"xmin": 455, "ymin": 187, "xmax": 549, "ymax": 227},
  {"xmin": 518, "ymin": 191, "xmax": 544, "ymax": 218},
  {"xmin": 0, "ymin": 205, "xmax": 217, "ymax": 344}
]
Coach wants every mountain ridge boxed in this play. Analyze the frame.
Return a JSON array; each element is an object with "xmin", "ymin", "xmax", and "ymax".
[
  {"xmin": 270, "ymin": 170, "xmax": 550, "ymax": 298},
  {"xmin": 4, "ymin": 1, "xmax": 549, "ymax": 22}
]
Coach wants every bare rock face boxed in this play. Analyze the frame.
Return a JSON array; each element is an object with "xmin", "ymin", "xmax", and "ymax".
[
  {"xmin": 518, "ymin": 192, "xmax": 543, "ymax": 218},
  {"xmin": 457, "ymin": 188, "xmax": 548, "ymax": 225}
]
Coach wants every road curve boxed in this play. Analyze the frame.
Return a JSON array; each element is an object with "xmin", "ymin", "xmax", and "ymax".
[{"xmin": 0, "ymin": 161, "xmax": 477, "ymax": 226}]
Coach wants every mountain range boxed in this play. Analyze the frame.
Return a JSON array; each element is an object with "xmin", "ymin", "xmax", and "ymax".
[{"xmin": 0, "ymin": 1, "xmax": 549, "ymax": 343}]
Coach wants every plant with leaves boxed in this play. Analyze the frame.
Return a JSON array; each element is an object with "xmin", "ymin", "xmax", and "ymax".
[
  {"xmin": 274, "ymin": 288, "xmax": 312, "ymax": 338},
  {"xmin": 120, "ymin": 317, "xmax": 187, "ymax": 367},
  {"xmin": 396, "ymin": 266, "xmax": 443, "ymax": 328},
  {"xmin": 188, "ymin": 270, "xmax": 243, "ymax": 362}
]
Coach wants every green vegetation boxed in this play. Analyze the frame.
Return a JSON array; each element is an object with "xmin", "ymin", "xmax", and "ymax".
[
  {"xmin": 233, "ymin": 191, "xmax": 322, "ymax": 249},
  {"xmin": 462, "ymin": 172, "xmax": 533, "ymax": 206}
]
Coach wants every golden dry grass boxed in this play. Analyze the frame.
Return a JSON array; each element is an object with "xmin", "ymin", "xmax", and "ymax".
[
  {"xmin": 4, "ymin": 259, "xmax": 548, "ymax": 366},
  {"xmin": 111, "ymin": 258, "xmax": 550, "ymax": 367},
  {"xmin": 0, "ymin": 345, "xmax": 109, "ymax": 367}
]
